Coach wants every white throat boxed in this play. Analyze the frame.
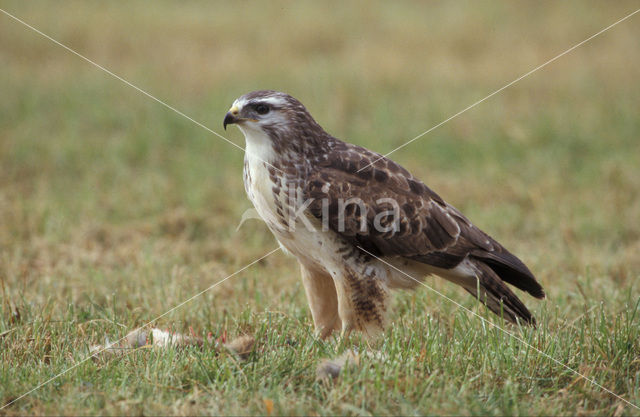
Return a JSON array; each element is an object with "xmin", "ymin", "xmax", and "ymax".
[{"xmin": 238, "ymin": 125, "xmax": 277, "ymax": 164}]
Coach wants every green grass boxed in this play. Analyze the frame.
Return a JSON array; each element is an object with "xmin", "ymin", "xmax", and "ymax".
[{"xmin": 1, "ymin": 1, "xmax": 640, "ymax": 415}]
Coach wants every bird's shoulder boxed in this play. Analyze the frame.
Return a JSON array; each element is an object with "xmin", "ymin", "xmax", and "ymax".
[{"xmin": 309, "ymin": 139, "xmax": 446, "ymax": 204}]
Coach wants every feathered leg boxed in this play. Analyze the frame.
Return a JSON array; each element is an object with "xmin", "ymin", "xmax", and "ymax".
[{"xmin": 331, "ymin": 263, "xmax": 390, "ymax": 340}]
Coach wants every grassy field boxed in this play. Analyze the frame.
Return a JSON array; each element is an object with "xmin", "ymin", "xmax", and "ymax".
[{"xmin": 1, "ymin": 1, "xmax": 640, "ymax": 415}]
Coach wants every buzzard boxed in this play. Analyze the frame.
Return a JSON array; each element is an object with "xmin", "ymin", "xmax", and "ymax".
[{"xmin": 224, "ymin": 90, "xmax": 545, "ymax": 338}]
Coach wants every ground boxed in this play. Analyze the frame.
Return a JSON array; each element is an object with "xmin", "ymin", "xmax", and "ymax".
[{"xmin": 1, "ymin": 1, "xmax": 639, "ymax": 415}]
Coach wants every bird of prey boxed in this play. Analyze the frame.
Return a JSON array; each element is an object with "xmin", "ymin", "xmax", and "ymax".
[{"xmin": 224, "ymin": 90, "xmax": 545, "ymax": 338}]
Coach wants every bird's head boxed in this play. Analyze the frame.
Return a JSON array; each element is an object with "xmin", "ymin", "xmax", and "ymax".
[{"xmin": 223, "ymin": 90, "xmax": 327, "ymax": 151}]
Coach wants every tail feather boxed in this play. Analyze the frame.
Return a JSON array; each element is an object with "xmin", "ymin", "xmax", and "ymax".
[
  {"xmin": 470, "ymin": 249, "xmax": 545, "ymax": 299},
  {"xmin": 464, "ymin": 260, "xmax": 536, "ymax": 325}
]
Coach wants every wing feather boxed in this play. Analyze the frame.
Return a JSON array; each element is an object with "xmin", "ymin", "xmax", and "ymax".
[{"xmin": 305, "ymin": 142, "xmax": 545, "ymax": 299}]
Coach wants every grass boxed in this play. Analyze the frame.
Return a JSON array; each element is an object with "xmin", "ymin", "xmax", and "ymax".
[{"xmin": 1, "ymin": 1, "xmax": 639, "ymax": 415}]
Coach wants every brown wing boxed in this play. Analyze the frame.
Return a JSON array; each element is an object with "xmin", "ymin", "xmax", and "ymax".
[{"xmin": 305, "ymin": 141, "xmax": 545, "ymax": 299}]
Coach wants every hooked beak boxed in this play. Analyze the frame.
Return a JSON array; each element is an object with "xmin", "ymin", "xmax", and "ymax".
[
  {"xmin": 223, "ymin": 112, "xmax": 236, "ymax": 130},
  {"xmin": 223, "ymin": 105, "xmax": 240, "ymax": 130}
]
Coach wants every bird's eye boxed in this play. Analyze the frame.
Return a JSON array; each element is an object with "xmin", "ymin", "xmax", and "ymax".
[{"xmin": 255, "ymin": 104, "xmax": 270, "ymax": 115}]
